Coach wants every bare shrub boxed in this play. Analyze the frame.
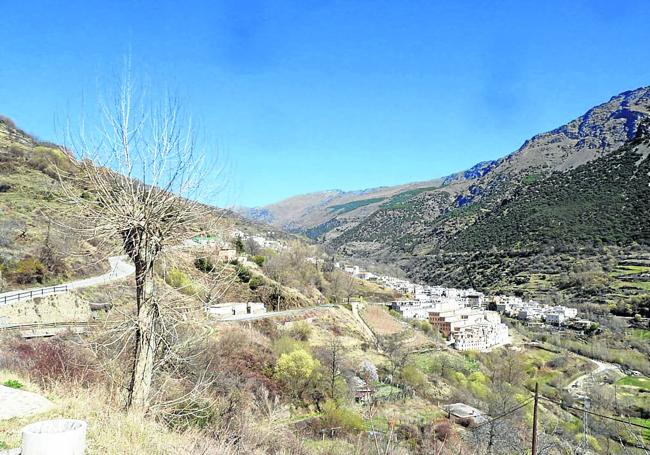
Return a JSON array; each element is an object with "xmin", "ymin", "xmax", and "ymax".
[
  {"xmin": 0, "ymin": 337, "xmax": 101, "ymax": 387},
  {"xmin": 207, "ymin": 327, "xmax": 279, "ymax": 395},
  {"xmin": 434, "ymin": 421, "xmax": 453, "ymax": 442},
  {"xmin": 184, "ymin": 411, "xmax": 309, "ymax": 455},
  {"xmin": 288, "ymin": 320, "xmax": 312, "ymax": 341}
]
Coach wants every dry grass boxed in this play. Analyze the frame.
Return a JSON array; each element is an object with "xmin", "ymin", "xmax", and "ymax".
[
  {"xmin": 0, "ymin": 368, "xmax": 309, "ymax": 455},
  {"xmin": 352, "ymin": 279, "xmax": 400, "ymax": 303},
  {"xmin": 361, "ymin": 305, "xmax": 404, "ymax": 336},
  {"xmin": 304, "ymin": 307, "xmax": 388, "ymax": 367},
  {"xmin": 0, "ymin": 370, "xmax": 192, "ymax": 454}
]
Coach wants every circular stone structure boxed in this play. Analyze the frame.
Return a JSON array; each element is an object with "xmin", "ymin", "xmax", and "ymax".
[{"xmin": 21, "ymin": 419, "xmax": 87, "ymax": 455}]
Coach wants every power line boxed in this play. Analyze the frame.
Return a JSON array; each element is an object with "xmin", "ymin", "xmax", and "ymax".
[
  {"xmin": 470, "ymin": 398, "xmax": 534, "ymax": 431},
  {"xmin": 532, "ymin": 382, "xmax": 539, "ymax": 455},
  {"xmin": 539, "ymin": 396, "xmax": 650, "ymax": 431}
]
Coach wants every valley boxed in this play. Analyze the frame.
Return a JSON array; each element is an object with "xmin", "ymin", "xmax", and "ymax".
[{"xmin": 1, "ymin": 73, "xmax": 649, "ymax": 455}]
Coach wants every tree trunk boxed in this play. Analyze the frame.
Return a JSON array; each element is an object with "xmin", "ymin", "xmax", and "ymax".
[{"xmin": 126, "ymin": 259, "xmax": 158, "ymax": 412}]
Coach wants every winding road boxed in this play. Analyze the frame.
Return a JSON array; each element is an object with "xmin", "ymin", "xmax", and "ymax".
[
  {"xmin": 566, "ymin": 356, "xmax": 623, "ymax": 396},
  {"xmin": 0, "ymin": 256, "xmax": 135, "ymax": 306}
]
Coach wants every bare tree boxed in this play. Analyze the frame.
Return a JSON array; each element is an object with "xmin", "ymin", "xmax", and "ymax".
[
  {"xmin": 328, "ymin": 269, "xmax": 357, "ymax": 304},
  {"xmin": 245, "ymin": 237, "xmax": 261, "ymax": 256},
  {"xmin": 482, "ymin": 349, "xmax": 527, "ymax": 386},
  {"xmin": 467, "ymin": 384, "xmax": 528, "ymax": 455},
  {"xmin": 317, "ymin": 337, "xmax": 345, "ymax": 401},
  {"xmin": 380, "ymin": 330, "xmax": 413, "ymax": 383},
  {"xmin": 62, "ymin": 72, "xmax": 218, "ymax": 412}
]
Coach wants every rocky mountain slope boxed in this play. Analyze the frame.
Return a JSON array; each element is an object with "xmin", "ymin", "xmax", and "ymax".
[
  {"xmin": 407, "ymin": 121, "xmax": 650, "ymax": 309},
  {"xmin": 239, "ymin": 86, "xmax": 650, "ymax": 315},
  {"xmin": 242, "ymin": 86, "xmax": 650, "ymax": 256},
  {"xmin": 237, "ymin": 180, "xmax": 447, "ymax": 233}
]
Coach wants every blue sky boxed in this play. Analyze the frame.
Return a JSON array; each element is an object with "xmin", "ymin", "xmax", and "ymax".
[{"xmin": 1, "ymin": 0, "xmax": 649, "ymax": 207}]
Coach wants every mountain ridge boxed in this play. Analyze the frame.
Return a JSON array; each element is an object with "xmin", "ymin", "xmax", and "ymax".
[{"xmin": 240, "ymin": 86, "xmax": 650, "ymax": 250}]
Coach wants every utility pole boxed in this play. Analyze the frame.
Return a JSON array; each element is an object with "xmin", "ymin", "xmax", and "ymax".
[
  {"xmin": 532, "ymin": 382, "xmax": 539, "ymax": 455},
  {"xmin": 582, "ymin": 396, "xmax": 590, "ymax": 451}
]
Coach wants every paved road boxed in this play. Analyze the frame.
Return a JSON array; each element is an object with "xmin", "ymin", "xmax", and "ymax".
[{"xmin": 0, "ymin": 256, "xmax": 135, "ymax": 306}]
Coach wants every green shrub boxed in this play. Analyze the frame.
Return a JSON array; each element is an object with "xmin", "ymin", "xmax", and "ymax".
[
  {"xmin": 194, "ymin": 257, "xmax": 215, "ymax": 273},
  {"xmin": 11, "ymin": 257, "xmax": 47, "ymax": 284},
  {"xmin": 275, "ymin": 349, "xmax": 320, "ymax": 398},
  {"xmin": 272, "ymin": 335, "xmax": 308, "ymax": 357},
  {"xmin": 237, "ymin": 266, "xmax": 251, "ymax": 283},
  {"xmin": 419, "ymin": 320, "xmax": 432, "ymax": 333},
  {"xmin": 234, "ymin": 236, "xmax": 245, "ymax": 254},
  {"xmin": 249, "ymin": 275, "xmax": 264, "ymax": 290},
  {"xmin": 3, "ymin": 379, "xmax": 23, "ymax": 389},
  {"xmin": 165, "ymin": 267, "xmax": 196, "ymax": 295},
  {"xmin": 388, "ymin": 309, "xmax": 402, "ymax": 319},
  {"xmin": 320, "ymin": 400, "xmax": 367, "ymax": 433},
  {"xmin": 251, "ymin": 255, "xmax": 266, "ymax": 267}
]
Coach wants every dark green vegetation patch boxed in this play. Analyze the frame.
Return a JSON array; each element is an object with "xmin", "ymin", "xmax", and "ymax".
[{"xmin": 327, "ymin": 197, "xmax": 386, "ymax": 214}]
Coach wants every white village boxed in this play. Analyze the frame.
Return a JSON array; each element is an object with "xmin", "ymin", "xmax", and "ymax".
[
  {"xmin": 192, "ymin": 226, "xmax": 588, "ymax": 351},
  {"xmin": 336, "ymin": 263, "xmax": 586, "ymax": 352}
]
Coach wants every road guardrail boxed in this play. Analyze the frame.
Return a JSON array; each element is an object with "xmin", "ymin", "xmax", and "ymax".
[{"xmin": 0, "ymin": 285, "xmax": 69, "ymax": 306}]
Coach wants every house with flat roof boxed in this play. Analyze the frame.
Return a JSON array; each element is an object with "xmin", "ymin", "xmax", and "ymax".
[
  {"xmin": 443, "ymin": 403, "xmax": 487, "ymax": 426},
  {"xmin": 206, "ymin": 302, "xmax": 266, "ymax": 318}
]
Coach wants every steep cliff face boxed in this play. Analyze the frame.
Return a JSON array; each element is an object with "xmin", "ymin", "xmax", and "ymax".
[{"xmin": 496, "ymin": 86, "xmax": 650, "ymax": 174}]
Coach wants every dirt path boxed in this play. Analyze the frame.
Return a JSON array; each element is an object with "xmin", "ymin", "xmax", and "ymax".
[{"xmin": 566, "ymin": 356, "xmax": 623, "ymax": 396}]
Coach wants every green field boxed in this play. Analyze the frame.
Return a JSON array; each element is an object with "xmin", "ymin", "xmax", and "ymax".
[
  {"xmin": 631, "ymin": 418, "xmax": 650, "ymax": 442},
  {"xmin": 614, "ymin": 281, "xmax": 650, "ymax": 291},
  {"xmin": 617, "ymin": 375, "xmax": 650, "ymax": 389},
  {"xmin": 614, "ymin": 265, "xmax": 650, "ymax": 274},
  {"xmin": 630, "ymin": 329, "xmax": 650, "ymax": 340},
  {"xmin": 607, "ymin": 264, "xmax": 650, "ymax": 292}
]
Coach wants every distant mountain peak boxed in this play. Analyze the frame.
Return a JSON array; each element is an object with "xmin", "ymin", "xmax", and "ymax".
[{"xmin": 239, "ymin": 85, "xmax": 650, "ymax": 251}]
